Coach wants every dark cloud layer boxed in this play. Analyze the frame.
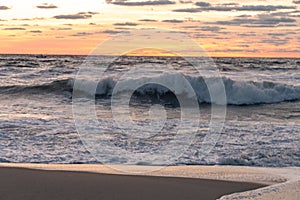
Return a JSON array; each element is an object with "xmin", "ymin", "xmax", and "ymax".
[
  {"xmin": 173, "ymin": 8, "xmax": 200, "ymax": 12},
  {"xmin": 139, "ymin": 19, "xmax": 158, "ymax": 22},
  {"xmin": 236, "ymin": 5, "xmax": 296, "ymax": 11},
  {"xmin": 3, "ymin": 27, "xmax": 26, "ymax": 30},
  {"xmin": 293, "ymin": 0, "xmax": 300, "ymax": 4},
  {"xmin": 195, "ymin": 2, "xmax": 211, "ymax": 7},
  {"xmin": 0, "ymin": 6, "xmax": 10, "ymax": 10},
  {"xmin": 267, "ymin": 33, "xmax": 286, "ymax": 37},
  {"xmin": 174, "ymin": 3, "xmax": 296, "ymax": 13},
  {"xmin": 237, "ymin": 32, "xmax": 257, "ymax": 37},
  {"xmin": 114, "ymin": 22, "xmax": 138, "ymax": 26},
  {"xmin": 181, "ymin": 25, "xmax": 224, "ymax": 32},
  {"xmin": 51, "ymin": 27, "xmax": 72, "ymax": 30},
  {"xmin": 70, "ymin": 32, "xmax": 94, "ymax": 37},
  {"xmin": 272, "ymin": 49, "xmax": 300, "ymax": 53},
  {"xmin": 179, "ymin": 0, "xmax": 193, "ymax": 4},
  {"xmin": 211, "ymin": 49, "xmax": 258, "ymax": 53},
  {"xmin": 162, "ymin": 19, "xmax": 184, "ymax": 23},
  {"xmin": 78, "ymin": 11, "xmax": 99, "ymax": 15},
  {"xmin": 54, "ymin": 12, "xmax": 98, "ymax": 19},
  {"xmin": 208, "ymin": 14, "xmax": 296, "ymax": 28},
  {"xmin": 198, "ymin": 26, "xmax": 224, "ymax": 32},
  {"xmin": 54, "ymin": 14, "xmax": 89, "ymax": 19},
  {"xmin": 96, "ymin": 29, "xmax": 131, "ymax": 35},
  {"xmin": 29, "ymin": 30, "xmax": 42, "ymax": 33},
  {"xmin": 107, "ymin": 0, "xmax": 175, "ymax": 6},
  {"xmin": 101, "ymin": 30, "xmax": 123, "ymax": 34},
  {"xmin": 261, "ymin": 38, "xmax": 290, "ymax": 46},
  {"xmin": 36, "ymin": 3, "xmax": 58, "ymax": 9},
  {"xmin": 12, "ymin": 17, "xmax": 45, "ymax": 21}
]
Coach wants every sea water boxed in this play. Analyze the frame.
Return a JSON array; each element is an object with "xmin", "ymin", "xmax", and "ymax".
[{"xmin": 0, "ymin": 54, "xmax": 299, "ymax": 167}]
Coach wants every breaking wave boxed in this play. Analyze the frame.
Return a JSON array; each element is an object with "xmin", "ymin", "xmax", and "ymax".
[{"xmin": 3, "ymin": 73, "xmax": 300, "ymax": 105}]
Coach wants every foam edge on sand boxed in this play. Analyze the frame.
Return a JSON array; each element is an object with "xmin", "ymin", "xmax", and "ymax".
[{"xmin": 218, "ymin": 167, "xmax": 300, "ymax": 200}]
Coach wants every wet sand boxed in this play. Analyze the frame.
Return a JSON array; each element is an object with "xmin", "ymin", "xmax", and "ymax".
[{"xmin": 0, "ymin": 167, "xmax": 266, "ymax": 200}]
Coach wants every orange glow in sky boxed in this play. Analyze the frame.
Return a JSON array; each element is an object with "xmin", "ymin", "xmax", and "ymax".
[
  {"xmin": 125, "ymin": 48, "xmax": 179, "ymax": 57},
  {"xmin": 0, "ymin": 0, "xmax": 299, "ymax": 57}
]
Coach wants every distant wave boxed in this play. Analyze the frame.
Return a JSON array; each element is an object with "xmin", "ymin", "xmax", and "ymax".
[
  {"xmin": 217, "ymin": 58, "xmax": 299, "ymax": 71},
  {"xmin": 2, "ymin": 73, "xmax": 300, "ymax": 105},
  {"xmin": 0, "ymin": 79, "xmax": 73, "ymax": 94}
]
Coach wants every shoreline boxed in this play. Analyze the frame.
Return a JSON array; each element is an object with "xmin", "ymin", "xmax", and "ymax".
[{"xmin": 0, "ymin": 163, "xmax": 299, "ymax": 199}]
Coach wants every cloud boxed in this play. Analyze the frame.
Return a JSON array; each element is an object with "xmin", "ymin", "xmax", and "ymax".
[
  {"xmin": 115, "ymin": 27, "xmax": 131, "ymax": 30},
  {"xmin": 51, "ymin": 27, "xmax": 73, "ymax": 30},
  {"xmin": 201, "ymin": 6, "xmax": 234, "ymax": 11},
  {"xmin": 182, "ymin": 25, "xmax": 224, "ymax": 32},
  {"xmin": 179, "ymin": 0, "xmax": 193, "ymax": 4},
  {"xmin": 162, "ymin": 19, "xmax": 184, "ymax": 23},
  {"xmin": 270, "ymin": 10, "xmax": 300, "ymax": 19},
  {"xmin": 222, "ymin": 3, "xmax": 238, "ymax": 6},
  {"xmin": 286, "ymin": 31, "xmax": 297, "ymax": 35},
  {"xmin": 139, "ymin": 19, "xmax": 158, "ymax": 22},
  {"xmin": 195, "ymin": 2, "xmax": 211, "ymax": 7},
  {"xmin": 95, "ymin": 29, "xmax": 131, "ymax": 35},
  {"xmin": 210, "ymin": 49, "xmax": 258, "ymax": 53},
  {"xmin": 107, "ymin": 0, "xmax": 175, "ymax": 6},
  {"xmin": 293, "ymin": 0, "xmax": 300, "ymax": 4},
  {"xmin": 237, "ymin": 14, "xmax": 252, "ymax": 18},
  {"xmin": 208, "ymin": 14, "xmax": 296, "ymax": 28},
  {"xmin": 261, "ymin": 38, "xmax": 290, "ymax": 46},
  {"xmin": 70, "ymin": 32, "xmax": 94, "ymax": 37},
  {"xmin": 235, "ymin": 5, "xmax": 296, "ymax": 11},
  {"xmin": 173, "ymin": 8, "xmax": 200, "ymax": 13},
  {"xmin": 54, "ymin": 12, "xmax": 98, "ymax": 19},
  {"xmin": 101, "ymin": 30, "xmax": 123, "ymax": 34},
  {"xmin": 29, "ymin": 30, "xmax": 42, "ymax": 33},
  {"xmin": 3, "ymin": 27, "xmax": 26, "ymax": 30},
  {"xmin": 78, "ymin": 11, "xmax": 99, "ymax": 15},
  {"xmin": 173, "ymin": 3, "xmax": 296, "ymax": 13},
  {"xmin": 272, "ymin": 49, "xmax": 300, "ymax": 53},
  {"xmin": 181, "ymin": 25, "xmax": 199, "ymax": 29},
  {"xmin": 12, "ymin": 17, "xmax": 45, "ymax": 21},
  {"xmin": 267, "ymin": 33, "xmax": 286, "ymax": 37},
  {"xmin": 193, "ymin": 33, "xmax": 217, "ymax": 38},
  {"xmin": 237, "ymin": 44, "xmax": 250, "ymax": 48},
  {"xmin": 114, "ymin": 22, "xmax": 138, "ymax": 26},
  {"xmin": 277, "ymin": 23, "xmax": 297, "ymax": 27},
  {"xmin": 0, "ymin": 6, "xmax": 10, "ymax": 10},
  {"xmin": 197, "ymin": 26, "xmax": 224, "ymax": 32},
  {"xmin": 36, "ymin": 3, "xmax": 58, "ymax": 9},
  {"xmin": 237, "ymin": 32, "xmax": 257, "ymax": 37}
]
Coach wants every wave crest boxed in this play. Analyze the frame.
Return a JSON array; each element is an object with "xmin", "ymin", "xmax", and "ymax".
[
  {"xmin": 74, "ymin": 73, "xmax": 300, "ymax": 105},
  {"xmin": 3, "ymin": 73, "xmax": 300, "ymax": 105}
]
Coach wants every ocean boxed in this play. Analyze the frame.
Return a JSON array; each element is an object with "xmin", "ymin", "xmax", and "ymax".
[{"xmin": 0, "ymin": 54, "xmax": 299, "ymax": 167}]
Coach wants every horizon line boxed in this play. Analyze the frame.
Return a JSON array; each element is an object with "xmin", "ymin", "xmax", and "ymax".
[{"xmin": 0, "ymin": 53, "xmax": 299, "ymax": 59}]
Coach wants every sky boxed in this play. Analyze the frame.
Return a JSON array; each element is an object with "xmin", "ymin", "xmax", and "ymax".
[{"xmin": 0, "ymin": 0, "xmax": 299, "ymax": 57}]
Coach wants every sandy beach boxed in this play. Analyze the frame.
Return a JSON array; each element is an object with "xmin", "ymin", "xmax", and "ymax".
[
  {"xmin": 0, "ymin": 164, "xmax": 299, "ymax": 200},
  {"xmin": 0, "ymin": 167, "xmax": 266, "ymax": 200}
]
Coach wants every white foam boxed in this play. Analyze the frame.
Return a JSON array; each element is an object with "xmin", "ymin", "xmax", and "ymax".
[
  {"xmin": 73, "ymin": 73, "xmax": 300, "ymax": 105},
  {"xmin": 218, "ymin": 167, "xmax": 300, "ymax": 200}
]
